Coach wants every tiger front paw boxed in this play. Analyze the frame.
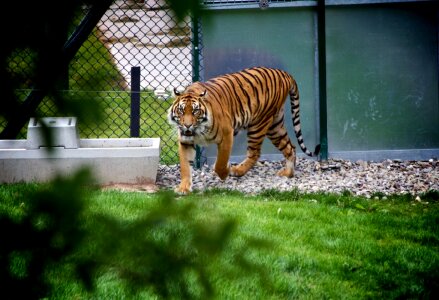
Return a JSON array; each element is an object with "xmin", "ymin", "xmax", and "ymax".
[
  {"xmin": 174, "ymin": 182, "xmax": 192, "ymax": 195},
  {"xmin": 276, "ymin": 168, "xmax": 294, "ymax": 178},
  {"xmin": 214, "ymin": 164, "xmax": 230, "ymax": 181}
]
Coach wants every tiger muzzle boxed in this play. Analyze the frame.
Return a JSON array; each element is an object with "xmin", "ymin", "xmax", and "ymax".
[
  {"xmin": 181, "ymin": 130, "xmax": 194, "ymax": 136},
  {"xmin": 181, "ymin": 125, "xmax": 194, "ymax": 136}
]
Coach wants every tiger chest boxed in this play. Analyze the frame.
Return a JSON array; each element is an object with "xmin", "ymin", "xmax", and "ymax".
[{"xmin": 193, "ymin": 133, "xmax": 214, "ymax": 146}]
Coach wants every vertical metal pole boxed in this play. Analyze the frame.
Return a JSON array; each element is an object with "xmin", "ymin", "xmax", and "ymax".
[
  {"xmin": 130, "ymin": 66, "xmax": 140, "ymax": 137},
  {"xmin": 58, "ymin": 65, "xmax": 69, "ymax": 90},
  {"xmin": 317, "ymin": 0, "xmax": 328, "ymax": 161},
  {"xmin": 192, "ymin": 15, "xmax": 202, "ymax": 168}
]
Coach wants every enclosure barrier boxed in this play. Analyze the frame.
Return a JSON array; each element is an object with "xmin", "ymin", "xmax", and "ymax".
[
  {"xmin": 1, "ymin": 0, "xmax": 199, "ymax": 164},
  {"xmin": 2, "ymin": 0, "xmax": 438, "ymax": 165},
  {"xmin": 0, "ymin": 117, "xmax": 160, "ymax": 184}
]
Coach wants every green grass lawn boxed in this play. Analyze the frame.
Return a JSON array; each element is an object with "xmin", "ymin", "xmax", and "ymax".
[{"xmin": 1, "ymin": 180, "xmax": 438, "ymax": 299}]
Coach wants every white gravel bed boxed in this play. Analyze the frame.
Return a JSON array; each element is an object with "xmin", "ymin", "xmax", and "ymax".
[{"xmin": 156, "ymin": 158, "xmax": 439, "ymax": 198}]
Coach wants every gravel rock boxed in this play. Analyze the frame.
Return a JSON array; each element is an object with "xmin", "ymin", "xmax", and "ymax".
[{"xmin": 156, "ymin": 158, "xmax": 439, "ymax": 197}]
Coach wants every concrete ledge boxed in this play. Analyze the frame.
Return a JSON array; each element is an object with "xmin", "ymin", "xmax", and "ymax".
[{"xmin": 0, "ymin": 138, "xmax": 160, "ymax": 184}]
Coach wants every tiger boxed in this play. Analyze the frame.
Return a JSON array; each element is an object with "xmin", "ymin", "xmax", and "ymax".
[{"xmin": 168, "ymin": 66, "xmax": 320, "ymax": 194}]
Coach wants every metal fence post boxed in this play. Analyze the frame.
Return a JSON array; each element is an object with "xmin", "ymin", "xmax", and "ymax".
[
  {"xmin": 317, "ymin": 0, "xmax": 328, "ymax": 161},
  {"xmin": 192, "ymin": 15, "xmax": 202, "ymax": 168},
  {"xmin": 130, "ymin": 66, "xmax": 140, "ymax": 138}
]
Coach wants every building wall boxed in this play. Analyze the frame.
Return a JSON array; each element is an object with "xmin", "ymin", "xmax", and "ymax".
[
  {"xmin": 200, "ymin": 1, "xmax": 439, "ymax": 162},
  {"xmin": 326, "ymin": 3, "xmax": 439, "ymax": 158}
]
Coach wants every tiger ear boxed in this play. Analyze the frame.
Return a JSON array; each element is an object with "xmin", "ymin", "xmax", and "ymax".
[
  {"xmin": 174, "ymin": 87, "xmax": 181, "ymax": 96},
  {"xmin": 200, "ymin": 90, "xmax": 207, "ymax": 97}
]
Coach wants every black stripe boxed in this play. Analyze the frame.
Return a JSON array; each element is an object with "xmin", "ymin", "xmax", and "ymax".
[
  {"xmin": 227, "ymin": 74, "xmax": 251, "ymax": 122},
  {"xmin": 252, "ymin": 70, "xmax": 270, "ymax": 117},
  {"xmin": 269, "ymin": 117, "xmax": 284, "ymax": 131},
  {"xmin": 247, "ymin": 145, "xmax": 261, "ymax": 151},
  {"xmin": 230, "ymin": 73, "xmax": 252, "ymax": 118},
  {"xmin": 215, "ymin": 77, "xmax": 241, "ymax": 125},
  {"xmin": 234, "ymin": 71, "xmax": 258, "ymax": 101},
  {"xmin": 241, "ymin": 69, "xmax": 262, "ymax": 103},
  {"xmin": 279, "ymin": 140, "xmax": 291, "ymax": 152}
]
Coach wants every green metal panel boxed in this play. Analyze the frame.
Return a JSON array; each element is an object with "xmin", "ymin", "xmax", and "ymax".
[
  {"xmin": 326, "ymin": 3, "xmax": 439, "ymax": 153},
  {"xmin": 201, "ymin": 7, "xmax": 319, "ymax": 162}
]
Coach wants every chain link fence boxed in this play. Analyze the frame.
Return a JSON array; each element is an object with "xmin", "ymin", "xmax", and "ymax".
[
  {"xmin": 1, "ymin": 0, "xmax": 203, "ymax": 164},
  {"xmin": 1, "ymin": 0, "xmax": 303, "ymax": 165}
]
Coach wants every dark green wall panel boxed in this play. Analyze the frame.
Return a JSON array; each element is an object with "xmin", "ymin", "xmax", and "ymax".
[
  {"xmin": 201, "ymin": 8, "xmax": 319, "ymax": 161},
  {"xmin": 199, "ymin": 2, "xmax": 439, "ymax": 163},
  {"xmin": 326, "ymin": 3, "xmax": 439, "ymax": 152}
]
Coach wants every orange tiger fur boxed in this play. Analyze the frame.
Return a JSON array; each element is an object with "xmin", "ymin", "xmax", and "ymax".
[{"xmin": 168, "ymin": 66, "xmax": 320, "ymax": 194}]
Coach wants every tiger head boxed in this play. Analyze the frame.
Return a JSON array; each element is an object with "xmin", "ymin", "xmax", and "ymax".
[{"xmin": 168, "ymin": 87, "xmax": 210, "ymax": 143}]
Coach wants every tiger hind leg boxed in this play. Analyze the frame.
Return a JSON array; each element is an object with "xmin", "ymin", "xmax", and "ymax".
[
  {"xmin": 229, "ymin": 122, "xmax": 271, "ymax": 177},
  {"xmin": 267, "ymin": 119, "xmax": 296, "ymax": 178},
  {"xmin": 229, "ymin": 147, "xmax": 262, "ymax": 177}
]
